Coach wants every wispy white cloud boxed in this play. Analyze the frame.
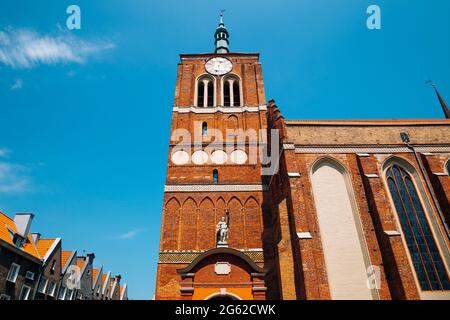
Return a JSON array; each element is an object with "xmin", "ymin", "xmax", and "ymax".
[
  {"xmin": 0, "ymin": 162, "xmax": 31, "ymax": 194},
  {"xmin": 0, "ymin": 27, "xmax": 115, "ymax": 69},
  {"xmin": 0, "ymin": 148, "xmax": 11, "ymax": 158},
  {"xmin": 10, "ymin": 79, "xmax": 23, "ymax": 90},
  {"xmin": 115, "ymin": 228, "xmax": 146, "ymax": 240}
]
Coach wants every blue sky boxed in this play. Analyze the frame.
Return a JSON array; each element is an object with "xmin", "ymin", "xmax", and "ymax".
[{"xmin": 0, "ymin": 0, "xmax": 449, "ymax": 299}]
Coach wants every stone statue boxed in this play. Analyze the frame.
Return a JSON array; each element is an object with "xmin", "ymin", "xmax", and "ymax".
[{"xmin": 216, "ymin": 209, "xmax": 230, "ymax": 246}]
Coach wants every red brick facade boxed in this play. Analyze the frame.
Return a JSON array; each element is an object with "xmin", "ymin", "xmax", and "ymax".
[{"xmin": 155, "ymin": 52, "xmax": 450, "ymax": 300}]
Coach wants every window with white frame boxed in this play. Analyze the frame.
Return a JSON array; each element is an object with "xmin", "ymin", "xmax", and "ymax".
[
  {"xmin": 196, "ymin": 75, "xmax": 215, "ymax": 107},
  {"xmin": 67, "ymin": 289, "xmax": 74, "ymax": 300},
  {"xmin": 0, "ymin": 294, "xmax": 11, "ymax": 300},
  {"xmin": 58, "ymin": 286, "xmax": 67, "ymax": 300},
  {"xmin": 222, "ymin": 75, "xmax": 241, "ymax": 107},
  {"xmin": 6, "ymin": 263, "xmax": 20, "ymax": 283},
  {"xmin": 47, "ymin": 281, "xmax": 56, "ymax": 297},
  {"xmin": 38, "ymin": 277, "xmax": 48, "ymax": 293},
  {"xmin": 19, "ymin": 285, "xmax": 31, "ymax": 300}
]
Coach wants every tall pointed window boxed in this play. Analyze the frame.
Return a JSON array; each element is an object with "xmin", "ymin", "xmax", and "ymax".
[
  {"xmin": 213, "ymin": 169, "xmax": 219, "ymax": 184},
  {"xmin": 202, "ymin": 122, "xmax": 207, "ymax": 136},
  {"xmin": 196, "ymin": 75, "xmax": 215, "ymax": 107},
  {"xmin": 446, "ymin": 161, "xmax": 450, "ymax": 176},
  {"xmin": 386, "ymin": 164, "xmax": 450, "ymax": 290},
  {"xmin": 223, "ymin": 75, "xmax": 241, "ymax": 107}
]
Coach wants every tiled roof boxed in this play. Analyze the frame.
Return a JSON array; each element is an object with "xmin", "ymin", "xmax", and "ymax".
[
  {"xmin": 101, "ymin": 274, "xmax": 107, "ymax": 286},
  {"xmin": 76, "ymin": 259, "xmax": 85, "ymax": 271},
  {"xmin": 0, "ymin": 211, "xmax": 40, "ymax": 259},
  {"xmin": 36, "ymin": 238, "xmax": 56, "ymax": 258},
  {"xmin": 92, "ymin": 268, "xmax": 99, "ymax": 282},
  {"xmin": 61, "ymin": 250, "xmax": 73, "ymax": 268}
]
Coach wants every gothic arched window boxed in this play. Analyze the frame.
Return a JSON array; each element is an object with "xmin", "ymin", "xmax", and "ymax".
[
  {"xmin": 202, "ymin": 122, "xmax": 207, "ymax": 136},
  {"xmin": 223, "ymin": 75, "xmax": 241, "ymax": 107},
  {"xmin": 446, "ymin": 160, "xmax": 450, "ymax": 176},
  {"xmin": 213, "ymin": 169, "xmax": 219, "ymax": 184},
  {"xmin": 197, "ymin": 75, "xmax": 215, "ymax": 107},
  {"xmin": 386, "ymin": 164, "xmax": 450, "ymax": 290}
]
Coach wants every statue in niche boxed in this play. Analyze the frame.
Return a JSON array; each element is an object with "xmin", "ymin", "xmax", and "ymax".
[{"xmin": 216, "ymin": 209, "xmax": 230, "ymax": 247}]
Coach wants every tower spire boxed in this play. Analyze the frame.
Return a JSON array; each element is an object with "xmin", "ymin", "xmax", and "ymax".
[
  {"xmin": 214, "ymin": 10, "xmax": 229, "ymax": 53},
  {"xmin": 427, "ymin": 81, "xmax": 450, "ymax": 119}
]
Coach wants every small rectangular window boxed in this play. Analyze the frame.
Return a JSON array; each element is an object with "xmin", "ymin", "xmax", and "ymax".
[
  {"xmin": 19, "ymin": 285, "xmax": 31, "ymax": 300},
  {"xmin": 38, "ymin": 277, "xmax": 48, "ymax": 293},
  {"xmin": 25, "ymin": 271, "xmax": 35, "ymax": 281},
  {"xmin": 47, "ymin": 281, "xmax": 56, "ymax": 297},
  {"xmin": 6, "ymin": 263, "xmax": 20, "ymax": 283},
  {"xmin": 58, "ymin": 286, "xmax": 67, "ymax": 300}
]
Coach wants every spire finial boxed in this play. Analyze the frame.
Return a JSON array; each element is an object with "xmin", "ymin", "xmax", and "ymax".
[
  {"xmin": 214, "ymin": 10, "xmax": 229, "ymax": 53},
  {"xmin": 220, "ymin": 9, "xmax": 225, "ymax": 24},
  {"xmin": 426, "ymin": 79, "xmax": 436, "ymax": 88},
  {"xmin": 427, "ymin": 80, "xmax": 450, "ymax": 119}
]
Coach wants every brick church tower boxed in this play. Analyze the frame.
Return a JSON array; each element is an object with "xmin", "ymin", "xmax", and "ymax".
[
  {"xmin": 155, "ymin": 14, "xmax": 270, "ymax": 300},
  {"xmin": 156, "ymin": 14, "xmax": 450, "ymax": 301}
]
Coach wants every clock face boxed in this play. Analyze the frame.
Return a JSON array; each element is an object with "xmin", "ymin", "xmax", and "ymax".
[{"xmin": 205, "ymin": 57, "xmax": 233, "ymax": 76}]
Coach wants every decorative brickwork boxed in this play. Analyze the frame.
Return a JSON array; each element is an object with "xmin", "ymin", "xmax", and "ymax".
[{"xmin": 155, "ymin": 50, "xmax": 450, "ymax": 300}]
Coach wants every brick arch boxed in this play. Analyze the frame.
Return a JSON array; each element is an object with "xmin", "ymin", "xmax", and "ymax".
[
  {"xmin": 227, "ymin": 196, "xmax": 243, "ymax": 207},
  {"xmin": 244, "ymin": 197, "xmax": 262, "ymax": 248},
  {"xmin": 226, "ymin": 115, "xmax": 239, "ymax": 136},
  {"xmin": 228, "ymin": 197, "xmax": 244, "ymax": 248},
  {"xmin": 180, "ymin": 197, "xmax": 197, "ymax": 250},
  {"xmin": 162, "ymin": 197, "xmax": 181, "ymax": 250},
  {"xmin": 165, "ymin": 197, "xmax": 181, "ymax": 208},
  {"xmin": 198, "ymin": 197, "xmax": 215, "ymax": 250},
  {"xmin": 309, "ymin": 155, "xmax": 351, "ymax": 177},
  {"xmin": 182, "ymin": 196, "xmax": 198, "ymax": 208}
]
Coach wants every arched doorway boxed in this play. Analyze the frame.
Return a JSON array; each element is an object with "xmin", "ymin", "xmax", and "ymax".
[
  {"xmin": 206, "ymin": 293, "xmax": 241, "ymax": 300},
  {"xmin": 177, "ymin": 247, "xmax": 267, "ymax": 300}
]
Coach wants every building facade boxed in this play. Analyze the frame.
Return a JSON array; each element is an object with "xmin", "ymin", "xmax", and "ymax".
[
  {"xmin": 0, "ymin": 211, "xmax": 129, "ymax": 300},
  {"xmin": 155, "ymin": 16, "xmax": 450, "ymax": 300}
]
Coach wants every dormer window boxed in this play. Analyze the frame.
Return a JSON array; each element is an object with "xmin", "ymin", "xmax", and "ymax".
[
  {"xmin": 223, "ymin": 75, "xmax": 241, "ymax": 107},
  {"xmin": 13, "ymin": 234, "xmax": 24, "ymax": 248},
  {"xmin": 196, "ymin": 75, "xmax": 215, "ymax": 107}
]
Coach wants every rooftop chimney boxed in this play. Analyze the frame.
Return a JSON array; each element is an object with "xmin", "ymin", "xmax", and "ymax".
[
  {"xmin": 13, "ymin": 213, "xmax": 34, "ymax": 237},
  {"xmin": 31, "ymin": 232, "xmax": 41, "ymax": 243},
  {"xmin": 87, "ymin": 253, "xmax": 95, "ymax": 264}
]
